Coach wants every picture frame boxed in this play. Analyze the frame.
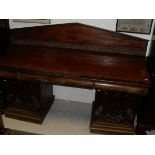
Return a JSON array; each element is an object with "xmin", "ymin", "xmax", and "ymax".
[
  {"xmin": 116, "ymin": 19, "xmax": 153, "ymax": 34},
  {"xmin": 13, "ymin": 19, "xmax": 50, "ymax": 24}
]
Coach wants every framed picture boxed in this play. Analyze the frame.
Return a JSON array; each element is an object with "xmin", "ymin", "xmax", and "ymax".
[
  {"xmin": 116, "ymin": 19, "xmax": 153, "ymax": 34},
  {"xmin": 13, "ymin": 19, "xmax": 50, "ymax": 24}
]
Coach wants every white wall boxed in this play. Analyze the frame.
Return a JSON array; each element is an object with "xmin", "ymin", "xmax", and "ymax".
[
  {"xmin": 9, "ymin": 19, "xmax": 117, "ymax": 30},
  {"xmin": 9, "ymin": 19, "xmax": 155, "ymax": 103}
]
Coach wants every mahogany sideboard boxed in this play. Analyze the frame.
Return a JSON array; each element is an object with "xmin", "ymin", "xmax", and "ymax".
[{"xmin": 0, "ymin": 20, "xmax": 151, "ymax": 134}]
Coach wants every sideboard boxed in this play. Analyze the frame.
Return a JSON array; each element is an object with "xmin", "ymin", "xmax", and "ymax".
[{"xmin": 0, "ymin": 20, "xmax": 150, "ymax": 134}]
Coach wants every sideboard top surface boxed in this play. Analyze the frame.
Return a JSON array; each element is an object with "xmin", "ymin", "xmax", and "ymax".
[{"xmin": 0, "ymin": 45, "xmax": 150, "ymax": 86}]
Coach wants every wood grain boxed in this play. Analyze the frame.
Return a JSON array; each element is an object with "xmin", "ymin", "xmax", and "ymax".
[
  {"xmin": 11, "ymin": 23, "xmax": 148, "ymax": 56},
  {"xmin": 0, "ymin": 45, "xmax": 150, "ymax": 90},
  {"xmin": 0, "ymin": 22, "xmax": 151, "ymax": 134}
]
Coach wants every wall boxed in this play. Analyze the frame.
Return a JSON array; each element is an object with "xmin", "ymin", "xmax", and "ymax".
[{"xmin": 9, "ymin": 19, "xmax": 155, "ymax": 103}]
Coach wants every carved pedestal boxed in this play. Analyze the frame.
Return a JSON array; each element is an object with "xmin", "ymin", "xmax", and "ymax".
[
  {"xmin": 90, "ymin": 90, "xmax": 142, "ymax": 134},
  {"xmin": 3, "ymin": 79, "xmax": 54, "ymax": 124}
]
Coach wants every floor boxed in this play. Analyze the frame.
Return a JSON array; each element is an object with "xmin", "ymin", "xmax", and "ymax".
[
  {"xmin": 3, "ymin": 99, "xmax": 155, "ymax": 135},
  {"xmin": 3, "ymin": 99, "xmax": 92, "ymax": 135}
]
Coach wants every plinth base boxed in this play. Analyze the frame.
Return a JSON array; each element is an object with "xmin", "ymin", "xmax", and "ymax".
[
  {"xmin": 90, "ymin": 90, "xmax": 141, "ymax": 135},
  {"xmin": 5, "ymin": 96, "xmax": 54, "ymax": 124},
  {"xmin": 3, "ymin": 79, "xmax": 55, "ymax": 124}
]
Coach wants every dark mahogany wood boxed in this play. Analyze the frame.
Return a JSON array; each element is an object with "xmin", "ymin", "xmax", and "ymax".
[
  {"xmin": 4, "ymin": 79, "xmax": 54, "ymax": 124},
  {"xmin": 0, "ymin": 22, "xmax": 151, "ymax": 134},
  {"xmin": 0, "ymin": 79, "xmax": 6, "ymax": 109},
  {"xmin": 90, "ymin": 90, "xmax": 142, "ymax": 134},
  {"xmin": 11, "ymin": 23, "xmax": 148, "ymax": 56},
  {"xmin": 0, "ymin": 20, "xmax": 10, "ymax": 134},
  {"xmin": 0, "ymin": 45, "xmax": 150, "ymax": 95}
]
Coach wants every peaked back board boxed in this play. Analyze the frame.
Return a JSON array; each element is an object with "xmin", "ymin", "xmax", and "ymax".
[{"xmin": 11, "ymin": 23, "xmax": 148, "ymax": 56}]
